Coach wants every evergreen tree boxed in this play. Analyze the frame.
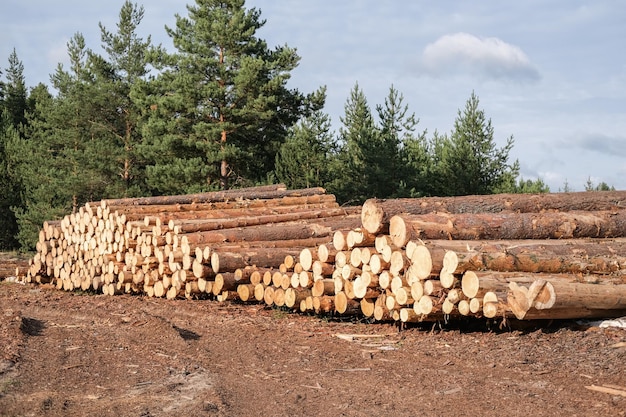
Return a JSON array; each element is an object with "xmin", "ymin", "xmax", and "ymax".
[
  {"xmin": 139, "ymin": 0, "xmax": 314, "ymax": 193},
  {"xmin": 274, "ymin": 98, "xmax": 335, "ymax": 189},
  {"xmin": 329, "ymin": 83, "xmax": 378, "ymax": 204},
  {"xmin": 0, "ymin": 50, "xmax": 29, "ymax": 249},
  {"xmin": 4, "ymin": 83, "xmax": 61, "ymax": 250},
  {"xmin": 435, "ymin": 92, "xmax": 519, "ymax": 196},
  {"xmin": 514, "ymin": 177, "xmax": 550, "ymax": 193},
  {"xmin": 91, "ymin": 0, "xmax": 156, "ymax": 197},
  {"xmin": 3, "ymin": 49, "xmax": 28, "ymax": 132},
  {"xmin": 584, "ymin": 177, "xmax": 615, "ymax": 191},
  {"xmin": 376, "ymin": 85, "xmax": 425, "ymax": 198}
]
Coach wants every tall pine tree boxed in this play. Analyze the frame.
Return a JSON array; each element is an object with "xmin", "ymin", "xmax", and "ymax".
[
  {"xmin": 139, "ymin": 0, "xmax": 315, "ymax": 192},
  {"xmin": 0, "ymin": 50, "xmax": 28, "ymax": 249},
  {"xmin": 330, "ymin": 83, "xmax": 378, "ymax": 204},
  {"xmin": 434, "ymin": 92, "xmax": 519, "ymax": 196},
  {"xmin": 376, "ymin": 85, "xmax": 425, "ymax": 198},
  {"xmin": 92, "ymin": 0, "xmax": 156, "ymax": 197}
]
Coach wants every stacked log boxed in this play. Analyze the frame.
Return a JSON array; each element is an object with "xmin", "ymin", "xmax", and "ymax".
[
  {"xmin": 23, "ymin": 184, "xmax": 361, "ymax": 300},
  {"xmin": 16, "ymin": 187, "xmax": 626, "ymax": 326},
  {"xmin": 356, "ymin": 193, "xmax": 626, "ymax": 322}
]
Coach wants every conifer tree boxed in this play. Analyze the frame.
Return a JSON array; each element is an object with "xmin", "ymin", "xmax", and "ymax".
[
  {"xmin": 274, "ymin": 99, "xmax": 335, "ymax": 190},
  {"xmin": 329, "ymin": 83, "xmax": 378, "ymax": 204},
  {"xmin": 435, "ymin": 92, "xmax": 519, "ymax": 196},
  {"xmin": 3, "ymin": 49, "xmax": 28, "ymax": 132},
  {"xmin": 0, "ymin": 50, "xmax": 29, "ymax": 249},
  {"xmin": 376, "ymin": 85, "xmax": 425, "ymax": 198},
  {"xmin": 139, "ymin": 0, "xmax": 314, "ymax": 192},
  {"xmin": 93, "ymin": 0, "xmax": 155, "ymax": 196}
]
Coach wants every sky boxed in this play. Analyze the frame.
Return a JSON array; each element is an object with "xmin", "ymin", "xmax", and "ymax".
[{"xmin": 1, "ymin": 0, "xmax": 625, "ymax": 192}]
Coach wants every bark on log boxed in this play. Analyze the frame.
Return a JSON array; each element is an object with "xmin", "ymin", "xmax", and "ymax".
[
  {"xmin": 210, "ymin": 248, "xmax": 301, "ymax": 273},
  {"xmin": 178, "ymin": 215, "xmax": 360, "ymax": 246},
  {"xmin": 109, "ymin": 195, "xmax": 340, "ymax": 221},
  {"xmin": 425, "ymin": 238, "xmax": 626, "ymax": 277},
  {"xmin": 362, "ymin": 191, "xmax": 626, "ymax": 234},
  {"xmin": 390, "ymin": 210, "xmax": 626, "ymax": 245},
  {"xmin": 102, "ymin": 186, "xmax": 326, "ymax": 206},
  {"xmin": 171, "ymin": 207, "xmax": 358, "ymax": 234}
]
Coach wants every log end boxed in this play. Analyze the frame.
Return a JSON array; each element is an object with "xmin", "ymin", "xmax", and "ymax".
[{"xmin": 361, "ymin": 199, "xmax": 386, "ymax": 235}]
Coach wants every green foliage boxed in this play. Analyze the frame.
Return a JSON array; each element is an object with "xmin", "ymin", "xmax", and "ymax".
[
  {"xmin": 139, "ymin": 0, "xmax": 311, "ymax": 192},
  {"xmin": 431, "ymin": 91, "xmax": 519, "ymax": 196},
  {"xmin": 93, "ymin": 0, "xmax": 155, "ymax": 197},
  {"xmin": 584, "ymin": 177, "xmax": 615, "ymax": 191},
  {"xmin": 0, "ymin": 50, "xmax": 29, "ymax": 249},
  {"xmin": 513, "ymin": 177, "xmax": 551, "ymax": 193},
  {"xmin": 375, "ymin": 85, "xmax": 423, "ymax": 199},
  {"xmin": 328, "ymin": 83, "xmax": 377, "ymax": 204},
  {"xmin": 3, "ymin": 49, "xmax": 28, "ymax": 131},
  {"xmin": 274, "ymin": 97, "xmax": 336, "ymax": 190}
]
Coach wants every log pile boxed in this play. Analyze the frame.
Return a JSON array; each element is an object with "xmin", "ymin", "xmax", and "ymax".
[
  {"xmin": 23, "ymin": 184, "xmax": 361, "ymax": 299},
  {"xmin": 357, "ymin": 193, "xmax": 626, "ymax": 322},
  {"xmin": 18, "ymin": 186, "xmax": 626, "ymax": 325}
]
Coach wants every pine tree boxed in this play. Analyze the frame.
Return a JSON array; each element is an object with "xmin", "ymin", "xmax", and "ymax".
[
  {"xmin": 329, "ymin": 83, "xmax": 378, "ymax": 204},
  {"xmin": 3, "ymin": 49, "xmax": 28, "ymax": 132},
  {"xmin": 93, "ymin": 0, "xmax": 155, "ymax": 196},
  {"xmin": 376, "ymin": 85, "xmax": 425, "ymax": 198},
  {"xmin": 0, "ymin": 50, "xmax": 29, "ymax": 249},
  {"xmin": 274, "ymin": 95, "xmax": 335, "ymax": 189},
  {"xmin": 435, "ymin": 92, "xmax": 519, "ymax": 196},
  {"xmin": 139, "ymin": 0, "xmax": 312, "ymax": 192}
]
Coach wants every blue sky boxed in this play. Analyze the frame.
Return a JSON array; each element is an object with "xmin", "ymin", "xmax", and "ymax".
[{"xmin": 2, "ymin": 1, "xmax": 625, "ymax": 191}]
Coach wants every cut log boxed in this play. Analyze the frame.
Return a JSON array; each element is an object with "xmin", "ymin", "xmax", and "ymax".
[
  {"xmin": 171, "ymin": 207, "xmax": 357, "ymax": 234},
  {"xmin": 101, "ymin": 185, "xmax": 332, "ymax": 206},
  {"xmin": 426, "ymin": 238, "xmax": 626, "ymax": 277},
  {"xmin": 390, "ymin": 210, "xmax": 626, "ymax": 245},
  {"xmin": 210, "ymin": 248, "xmax": 301, "ymax": 273},
  {"xmin": 179, "ymin": 216, "xmax": 359, "ymax": 246},
  {"xmin": 361, "ymin": 191, "xmax": 626, "ymax": 234}
]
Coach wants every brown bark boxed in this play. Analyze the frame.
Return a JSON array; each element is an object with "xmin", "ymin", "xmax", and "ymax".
[
  {"xmin": 425, "ymin": 238, "xmax": 626, "ymax": 277},
  {"xmin": 178, "ymin": 215, "xmax": 359, "ymax": 246},
  {"xmin": 210, "ymin": 248, "xmax": 302, "ymax": 273},
  {"xmin": 390, "ymin": 210, "xmax": 626, "ymax": 245},
  {"xmin": 170, "ymin": 207, "xmax": 358, "ymax": 234},
  {"xmin": 102, "ymin": 186, "xmax": 329, "ymax": 207},
  {"xmin": 362, "ymin": 191, "xmax": 626, "ymax": 234},
  {"xmin": 107, "ymin": 194, "xmax": 339, "ymax": 219}
]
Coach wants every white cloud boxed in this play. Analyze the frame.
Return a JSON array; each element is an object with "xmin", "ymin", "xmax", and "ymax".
[{"xmin": 417, "ymin": 32, "xmax": 540, "ymax": 81}]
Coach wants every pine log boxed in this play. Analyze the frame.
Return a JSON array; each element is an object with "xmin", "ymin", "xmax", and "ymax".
[
  {"xmin": 178, "ymin": 215, "xmax": 359, "ymax": 246},
  {"xmin": 361, "ymin": 191, "xmax": 626, "ymax": 234},
  {"xmin": 390, "ymin": 210, "xmax": 626, "ymax": 245},
  {"xmin": 170, "ymin": 207, "xmax": 358, "ymax": 234},
  {"xmin": 426, "ymin": 238, "xmax": 626, "ymax": 278},
  {"xmin": 210, "ymin": 248, "xmax": 302, "ymax": 273},
  {"xmin": 102, "ymin": 186, "xmax": 329, "ymax": 206}
]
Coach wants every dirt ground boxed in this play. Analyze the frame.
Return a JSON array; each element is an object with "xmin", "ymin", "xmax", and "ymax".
[{"xmin": 0, "ymin": 281, "xmax": 625, "ymax": 417}]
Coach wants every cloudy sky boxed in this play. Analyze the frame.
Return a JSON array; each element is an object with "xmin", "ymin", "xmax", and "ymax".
[{"xmin": 2, "ymin": 1, "xmax": 625, "ymax": 191}]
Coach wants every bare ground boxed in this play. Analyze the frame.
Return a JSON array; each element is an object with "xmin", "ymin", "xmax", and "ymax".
[{"xmin": 1, "ymin": 281, "xmax": 625, "ymax": 417}]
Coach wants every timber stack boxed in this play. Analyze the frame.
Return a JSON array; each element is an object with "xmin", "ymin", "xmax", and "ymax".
[{"xmin": 19, "ymin": 186, "xmax": 626, "ymax": 325}]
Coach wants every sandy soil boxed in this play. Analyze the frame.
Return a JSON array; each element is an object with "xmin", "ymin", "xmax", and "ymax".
[{"xmin": 1, "ymin": 281, "xmax": 625, "ymax": 417}]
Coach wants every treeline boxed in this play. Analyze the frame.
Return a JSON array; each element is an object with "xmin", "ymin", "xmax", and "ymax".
[{"xmin": 0, "ymin": 0, "xmax": 596, "ymax": 251}]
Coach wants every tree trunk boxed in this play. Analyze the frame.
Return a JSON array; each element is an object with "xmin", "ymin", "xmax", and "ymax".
[
  {"xmin": 361, "ymin": 191, "xmax": 626, "ymax": 234},
  {"xmin": 102, "ymin": 185, "xmax": 330, "ymax": 206},
  {"xmin": 425, "ymin": 238, "xmax": 626, "ymax": 277},
  {"xmin": 172, "ymin": 207, "xmax": 357, "ymax": 234},
  {"xmin": 389, "ymin": 210, "xmax": 626, "ymax": 245},
  {"xmin": 210, "ymin": 248, "xmax": 302, "ymax": 273}
]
